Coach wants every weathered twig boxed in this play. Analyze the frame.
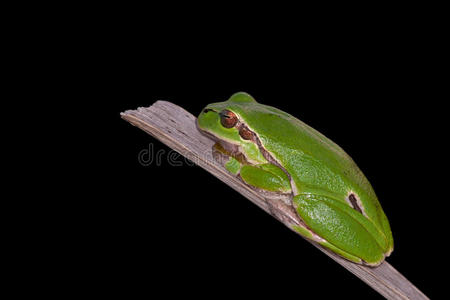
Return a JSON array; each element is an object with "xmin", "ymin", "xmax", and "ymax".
[{"xmin": 121, "ymin": 101, "xmax": 428, "ymax": 300}]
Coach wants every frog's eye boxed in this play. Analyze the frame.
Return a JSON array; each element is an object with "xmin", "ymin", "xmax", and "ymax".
[{"xmin": 219, "ymin": 110, "xmax": 238, "ymax": 128}]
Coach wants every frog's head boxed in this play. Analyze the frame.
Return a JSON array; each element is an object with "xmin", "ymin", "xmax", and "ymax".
[
  {"xmin": 197, "ymin": 92, "xmax": 257, "ymax": 144},
  {"xmin": 197, "ymin": 92, "xmax": 267, "ymax": 164}
]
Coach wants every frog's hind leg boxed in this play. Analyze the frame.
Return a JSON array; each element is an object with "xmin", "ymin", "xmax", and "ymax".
[
  {"xmin": 293, "ymin": 193, "xmax": 387, "ymax": 266},
  {"xmin": 239, "ymin": 163, "xmax": 291, "ymax": 193}
]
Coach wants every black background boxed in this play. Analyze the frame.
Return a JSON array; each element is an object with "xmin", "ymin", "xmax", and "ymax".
[
  {"xmin": 62, "ymin": 20, "xmax": 445, "ymax": 299},
  {"xmin": 10, "ymin": 5, "xmax": 447, "ymax": 298}
]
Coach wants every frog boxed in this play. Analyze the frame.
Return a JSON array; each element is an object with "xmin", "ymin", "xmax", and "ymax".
[{"xmin": 197, "ymin": 92, "xmax": 393, "ymax": 266}]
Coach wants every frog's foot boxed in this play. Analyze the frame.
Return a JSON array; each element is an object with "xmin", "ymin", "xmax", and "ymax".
[{"xmin": 292, "ymin": 193, "xmax": 390, "ymax": 266}]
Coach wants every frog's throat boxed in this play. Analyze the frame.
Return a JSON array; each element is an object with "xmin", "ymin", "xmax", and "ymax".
[{"xmin": 213, "ymin": 141, "xmax": 249, "ymax": 165}]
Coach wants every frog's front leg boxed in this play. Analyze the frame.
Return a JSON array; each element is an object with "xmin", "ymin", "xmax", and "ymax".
[
  {"xmin": 240, "ymin": 163, "xmax": 291, "ymax": 193},
  {"xmin": 211, "ymin": 142, "xmax": 291, "ymax": 193}
]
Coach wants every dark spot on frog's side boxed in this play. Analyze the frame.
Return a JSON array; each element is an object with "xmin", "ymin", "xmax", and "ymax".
[{"xmin": 349, "ymin": 194, "xmax": 363, "ymax": 214}]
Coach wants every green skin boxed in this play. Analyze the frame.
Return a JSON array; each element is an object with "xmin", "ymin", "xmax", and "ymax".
[{"xmin": 197, "ymin": 92, "xmax": 393, "ymax": 266}]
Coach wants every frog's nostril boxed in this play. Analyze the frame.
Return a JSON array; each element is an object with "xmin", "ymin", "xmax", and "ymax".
[{"xmin": 203, "ymin": 109, "xmax": 214, "ymax": 114}]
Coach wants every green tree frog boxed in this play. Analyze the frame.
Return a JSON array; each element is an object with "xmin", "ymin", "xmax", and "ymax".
[{"xmin": 197, "ymin": 92, "xmax": 393, "ymax": 266}]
